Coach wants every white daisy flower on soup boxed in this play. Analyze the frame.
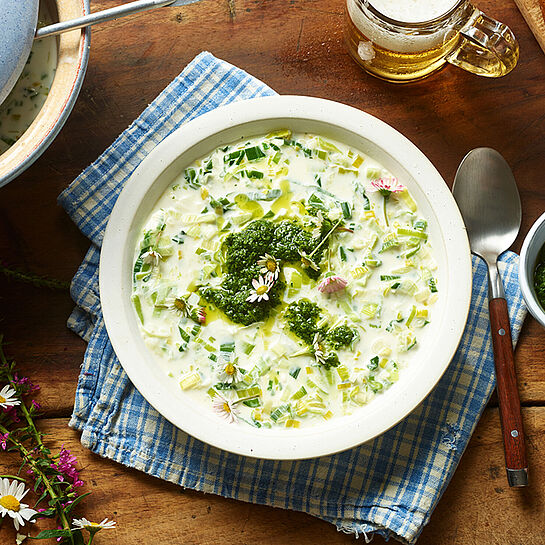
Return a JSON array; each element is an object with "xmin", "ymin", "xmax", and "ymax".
[
  {"xmin": 0, "ymin": 479, "xmax": 38, "ymax": 531},
  {"xmin": 299, "ymin": 251, "xmax": 320, "ymax": 272},
  {"xmin": 217, "ymin": 361, "xmax": 240, "ymax": 384},
  {"xmin": 166, "ymin": 296, "xmax": 190, "ymax": 316},
  {"xmin": 368, "ymin": 177, "xmax": 406, "ymax": 197},
  {"xmin": 0, "ymin": 385, "xmax": 20, "ymax": 409},
  {"xmin": 311, "ymin": 211, "xmax": 325, "ymax": 239},
  {"xmin": 257, "ymin": 253, "xmax": 280, "ymax": 280},
  {"xmin": 72, "ymin": 517, "xmax": 116, "ymax": 533},
  {"xmin": 246, "ymin": 275, "xmax": 273, "ymax": 303},
  {"xmin": 312, "ymin": 333, "xmax": 326, "ymax": 365},
  {"xmin": 212, "ymin": 396, "xmax": 238, "ymax": 424},
  {"xmin": 317, "ymin": 275, "xmax": 348, "ymax": 294},
  {"xmin": 141, "ymin": 248, "xmax": 162, "ymax": 267}
]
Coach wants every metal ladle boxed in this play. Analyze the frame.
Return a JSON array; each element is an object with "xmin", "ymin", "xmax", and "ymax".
[{"xmin": 0, "ymin": 0, "xmax": 194, "ymax": 105}]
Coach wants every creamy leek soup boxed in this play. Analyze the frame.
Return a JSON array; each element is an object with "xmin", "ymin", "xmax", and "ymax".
[
  {"xmin": 0, "ymin": 6, "xmax": 58, "ymax": 154},
  {"xmin": 132, "ymin": 131, "xmax": 438, "ymax": 428}
]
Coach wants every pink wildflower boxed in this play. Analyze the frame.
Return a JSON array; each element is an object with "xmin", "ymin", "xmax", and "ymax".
[
  {"xmin": 13, "ymin": 373, "xmax": 40, "ymax": 394},
  {"xmin": 196, "ymin": 307, "xmax": 206, "ymax": 324},
  {"xmin": 3, "ymin": 405, "xmax": 20, "ymax": 422},
  {"xmin": 31, "ymin": 400, "xmax": 41, "ymax": 411},
  {"xmin": 0, "ymin": 432, "xmax": 8, "ymax": 450},
  {"xmin": 369, "ymin": 178, "xmax": 405, "ymax": 197},
  {"xmin": 317, "ymin": 275, "xmax": 348, "ymax": 294},
  {"xmin": 51, "ymin": 447, "xmax": 84, "ymax": 488}
]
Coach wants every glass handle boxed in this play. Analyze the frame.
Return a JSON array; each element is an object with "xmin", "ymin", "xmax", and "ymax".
[{"xmin": 446, "ymin": 8, "xmax": 519, "ymax": 77}]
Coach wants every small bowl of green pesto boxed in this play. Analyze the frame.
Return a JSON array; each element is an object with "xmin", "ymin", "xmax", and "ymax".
[{"xmin": 520, "ymin": 212, "xmax": 545, "ymax": 328}]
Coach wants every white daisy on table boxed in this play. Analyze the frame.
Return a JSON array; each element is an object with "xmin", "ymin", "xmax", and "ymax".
[
  {"xmin": 246, "ymin": 275, "xmax": 274, "ymax": 303},
  {"xmin": 0, "ymin": 479, "xmax": 38, "ymax": 531},
  {"xmin": 0, "ymin": 385, "xmax": 20, "ymax": 409},
  {"xmin": 141, "ymin": 248, "xmax": 162, "ymax": 267},
  {"xmin": 212, "ymin": 395, "xmax": 238, "ymax": 424},
  {"xmin": 257, "ymin": 253, "xmax": 280, "ymax": 280},
  {"xmin": 72, "ymin": 517, "xmax": 116, "ymax": 533},
  {"xmin": 217, "ymin": 361, "xmax": 240, "ymax": 384},
  {"xmin": 312, "ymin": 333, "xmax": 327, "ymax": 365}
]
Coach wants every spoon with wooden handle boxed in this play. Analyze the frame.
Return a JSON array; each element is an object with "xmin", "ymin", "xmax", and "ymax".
[{"xmin": 453, "ymin": 148, "xmax": 528, "ymax": 487}]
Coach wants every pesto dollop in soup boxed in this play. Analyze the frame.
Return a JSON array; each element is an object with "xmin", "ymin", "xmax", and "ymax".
[
  {"xmin": 132, "ymin": 130, "xmax": 439, "ymax": 428},
  {"xmin": 534, "ymin": 249, "xmax": 545, "ymax": 309}
]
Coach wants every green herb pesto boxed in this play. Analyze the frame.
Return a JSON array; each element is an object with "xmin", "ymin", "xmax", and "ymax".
[
  {"xmin": 284, "ymin": 300, "xmax": 322, "ymax": 345},
  {"xmin": 200, "ymin": 218, "xmax": 332, "ymax": 325},
  {"xmin": 534, "ymin": 250, "xmax": 545, "ymax": 309},
  {"xmin": 284, "ymin": 300, "xmax": 357, "ymax": 369},
  {"xmin": 327, "ymin": 325, "xmax": 357, "ymax": 349}
]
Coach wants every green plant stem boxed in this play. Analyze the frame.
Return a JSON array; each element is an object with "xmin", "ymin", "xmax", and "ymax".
[
  {"xmin": 0, "ymin": 423, "xmax": 74, "ymax": 545},
  {"xmin": 0, "ymin": 474, "xmax": 27, "ymax": 483},
  {"xmin": 383, "ymin": 195, "xmax": 389, "ymax": 227},
  {"xmin": 308, "ymin": 218, "xmax": 343, "ymax": 258},
  {"xmin": 0, "ymin": 262, "xmax": 70, "ymax": 291},
  {"xmin": 0, "ymin": 345, "xmax": 47, "ymax": 456}
]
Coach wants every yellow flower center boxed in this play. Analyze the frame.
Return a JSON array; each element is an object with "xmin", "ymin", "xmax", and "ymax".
[
  {"xmin": 256, "ymin": 285, "xmax": 268, "ymax": 295},
  {"xmin": 224, "ymin": 364, "xmax": 236, "ymax": 376},
  {"xmin": 0, "ymin": 495, "xmax": 20, "ymax": 512},
  {"xmin": 0, "ymin": 395, "xmax": 5, "ymax": 403},
  {"xmin": 223, "ymin": 402, "xmax": 231, "ymax": 414},
  {"xmin": 266, "ymin": 260, "xmax": 277, "ymax": 272},
  {"xmin": 173, "ymin": 298, "xmax": 187, "ymax": 312}
]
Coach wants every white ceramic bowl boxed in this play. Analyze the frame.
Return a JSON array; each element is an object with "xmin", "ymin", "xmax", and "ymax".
[
  {"xmin": 519, "ymin": 212, "xmax": 545, "ymax": 328},
  {"xmin": 0, "ymin": 0, "xmax": 90, "ymax": 188},
  {"xmin": 100, "ymin": 96, "xmax": 472, "ymax": 459}
]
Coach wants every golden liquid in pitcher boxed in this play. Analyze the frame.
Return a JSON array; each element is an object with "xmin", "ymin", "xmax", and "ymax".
[
  {"xmin": 345, "ymin": 17, "xmax": 461, "ymax": 82},
  {"xmin": 344, "ymin": 1, "xmax": 462, "ymax": 82}
]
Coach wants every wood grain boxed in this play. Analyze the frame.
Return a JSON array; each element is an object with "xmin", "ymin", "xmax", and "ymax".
[
  {"xmin": 0, "ymin": 408, "xmax": 544, "ymax": 544},
  {"xmin": 0, "ymin": 0, "xmax": 544, "ymax": 543},
  {"xmin": 514, "ymin": 0, "xmax": 545, "ymax": 53}
]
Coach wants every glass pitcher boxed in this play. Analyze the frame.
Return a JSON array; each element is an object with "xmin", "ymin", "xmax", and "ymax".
[{"xmin": 345, "ymin": 0, "xmax": 519, "ymax": 82}]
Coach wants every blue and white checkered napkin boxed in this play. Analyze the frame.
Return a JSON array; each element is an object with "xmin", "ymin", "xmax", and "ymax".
[{"xmin": 58, "ymin": 52, "xmax": 527, "ymax": 544}]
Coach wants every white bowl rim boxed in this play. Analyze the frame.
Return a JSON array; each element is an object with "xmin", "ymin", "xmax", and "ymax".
[
  {"xmin": 99, "ymin": 95, "xmax": 472, "ymax": 460},
  {"xmin": 519, "ymin": 211, "xmax": 545, "ymax": 327}
]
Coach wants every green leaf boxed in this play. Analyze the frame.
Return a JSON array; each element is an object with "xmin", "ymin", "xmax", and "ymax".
[
  {"xmin": 33, "ymin": 476, "xmax": 43, "ymax": 492},
  {"xmin": 30, "ymin": 529, "xmax": 72, "ymax": 539},
  {"xmin": 33, "ymin": 489, "xmax": 48, "ymax": 508},
  {"xmin": 64, "ymin": 492, "xmax": 91, "ymax": 514}
]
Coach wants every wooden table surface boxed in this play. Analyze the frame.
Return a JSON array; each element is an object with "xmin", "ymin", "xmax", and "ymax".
[{"xmin": 1, "ymin": 1, "xmax": 545, "ymax": 543}]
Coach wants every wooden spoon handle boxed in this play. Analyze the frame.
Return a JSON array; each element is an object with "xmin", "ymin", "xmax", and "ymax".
[{"xmin": 489, "ymin": 297, "xmax": 528, "ymax": 486}]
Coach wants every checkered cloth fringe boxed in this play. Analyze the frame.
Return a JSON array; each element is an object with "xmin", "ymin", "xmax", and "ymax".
[{"xmin": 58, "ymin": 52, "xmax": 526, "ymax": 544}]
